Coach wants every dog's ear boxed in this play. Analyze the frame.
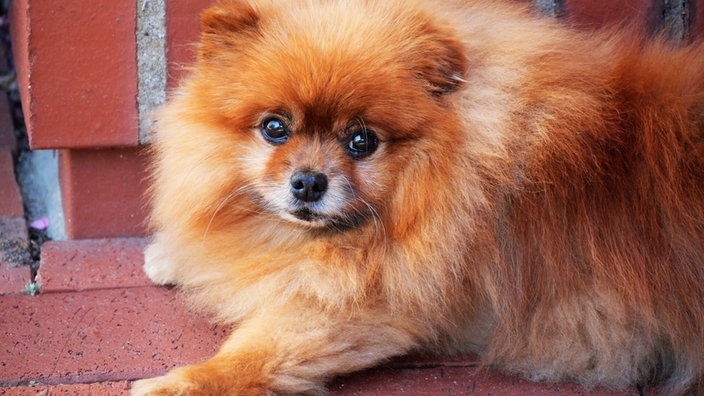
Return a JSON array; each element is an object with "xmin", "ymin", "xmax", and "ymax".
[
  {"xmin": 415, "ymin": 23, "xmax": 468, "ymax": 96},
  {"xmin": 198, "ymin": 0, "xmax": 260, "ymax": 61}
]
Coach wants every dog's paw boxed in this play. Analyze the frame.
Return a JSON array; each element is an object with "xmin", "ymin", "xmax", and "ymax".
[
  {"xmin": 131, "ymin": 374, "xmax": 199, "ymax": 396},
  {"xmin": 143, "ymin": 241, "xmax": 178, "ymax": 286},
  {"xmin": 132, "ymin": 368, "xmax": 274, "ymax": 396}
]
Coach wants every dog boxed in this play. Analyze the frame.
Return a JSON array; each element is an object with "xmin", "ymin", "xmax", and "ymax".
[{"xmin": 131, "ymin": 0, "xmax": 704, "ymax": 394}]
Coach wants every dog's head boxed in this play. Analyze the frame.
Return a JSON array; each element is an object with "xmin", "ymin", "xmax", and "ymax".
[{"xmin": 183, "ymin": 0, "xmax": 468, "ymax": 230}]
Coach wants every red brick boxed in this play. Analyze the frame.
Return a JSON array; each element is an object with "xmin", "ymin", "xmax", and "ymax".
[
  {"xmin": 330, "ymin": 366, "xmax": 635, "ymax": 395},
  {"xmin": 10, "ymin": 0, "xmax": 138, "ymax": 149},
  {"xmin": 0, "ymin": 216, "xmax": 30, "ymax": 295},
  {"xmin": 0, "ymin": 263, "xmax": 29, "ymax": 296},
  {"xmin": 37, "ymin": 238, "xmax": 150, "ymax": 292},
  {"xmin": 8, "ymin": 0, "xmax": 30, "ymax": 143},
  {"xmin": 0, "ymin": 150, "xmax": 23, "ymax": 218},
  {"xmin": 0, "ymin": 215, "xmax": 30, "ymax": 294},
  {"xmin": 0, "ymin": 287, "xmax": 227, "ymax": 386},
  {"xmin": 59, "ymin": 148, "xmax": 150, "ymax": 239},
  {"xmin": 0, "ymin": 266, "xmax": 29, "ymax": 296},
  {"xmin": 0, "ymin": 381, "xmax": 131, "ymax": 395},
  {"xmin": 562, "ymin": 0, "xmax": 659, "ymax": 33},
  {"xmin": 166, "ymin": 0, "xmax": 214, "ymax": 87}
]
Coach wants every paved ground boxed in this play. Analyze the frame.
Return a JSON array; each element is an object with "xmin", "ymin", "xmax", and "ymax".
[{"xmin": 0, "ymin": 238, "xmax": 639, "ymax": 395}]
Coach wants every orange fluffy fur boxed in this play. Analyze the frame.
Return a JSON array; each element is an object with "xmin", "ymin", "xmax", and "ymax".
[{"xmin": 131, "ymin": 0, "xmax": 704, "ymax": 394}]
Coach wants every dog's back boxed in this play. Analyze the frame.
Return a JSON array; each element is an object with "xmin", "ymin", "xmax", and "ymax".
[{"xmin": 477, "ymin": 30, "xmax": 704, "ymax": 392}]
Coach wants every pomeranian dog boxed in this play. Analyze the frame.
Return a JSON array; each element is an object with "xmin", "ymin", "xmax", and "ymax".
[{"xmin": 131, "ymin": 0, "xmax": 704, "ymax": 394}]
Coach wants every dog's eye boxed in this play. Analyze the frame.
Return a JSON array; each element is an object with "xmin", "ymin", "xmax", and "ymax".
[
  {"xmin": 346, "ymin": 127, "xmax": 378, "ymax": 159},
  {"xmin": 261, "ymin": 117, "xmax": 290, "ymax": 144}
]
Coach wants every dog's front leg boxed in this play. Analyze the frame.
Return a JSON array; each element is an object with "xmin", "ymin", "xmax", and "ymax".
[{"xmin": 131, "ymin": 303, "xmax": 419, "ymax": 395}]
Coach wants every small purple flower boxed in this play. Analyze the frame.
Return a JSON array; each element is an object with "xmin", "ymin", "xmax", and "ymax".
[{"xmin": 29, "ymin": 217, "xmax": 49, "ymax": 230}]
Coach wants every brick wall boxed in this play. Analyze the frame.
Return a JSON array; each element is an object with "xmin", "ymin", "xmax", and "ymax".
[
  {"xmin": 9, "ymin": 0, "xmax": 212, "ymax": 239},
  {"xmin": 7, "ymin": 0, "xmax": 704, "ymax": 239}
]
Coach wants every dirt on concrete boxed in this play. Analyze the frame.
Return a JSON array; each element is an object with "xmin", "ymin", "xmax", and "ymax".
[{"xmin": 0, "ymin": 216, "xmax": 32, "ymax": 267}]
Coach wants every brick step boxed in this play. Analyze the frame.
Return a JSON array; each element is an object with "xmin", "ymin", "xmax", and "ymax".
[
  {"xmin": 0, "ymin": 370, "xmax": 635, "ymax": 396},
  {"xmin": 0, "ymin": 239, "xmax": 641, "ymax": 395},
  {"xmin": 0, "ymin": 286, "xmax": 227, "ymax": 387},
  {"xmin": 36, "ymin": 238, "xmax": 152, "ymax": 292},
  {"xmin": 0, "ymin": 102, "xmax": 31, "ymax": 296},
  {"xmin": 0, "ymin": 382, "xmax": 132, "ymax": 396}
]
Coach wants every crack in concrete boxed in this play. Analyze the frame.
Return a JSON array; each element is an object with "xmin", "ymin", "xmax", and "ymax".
[{"xmin": 48, "ymin": 306, "xmax": 94, "ymax": 379}]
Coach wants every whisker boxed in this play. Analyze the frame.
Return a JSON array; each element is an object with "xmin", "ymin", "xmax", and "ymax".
[
  {"xmin": 338, "ymin": 175, "xmax": 388, "ymax": 254},
  {"xmin": 202, "ymin": 183, "xmax": 259, "ymax": 241}
]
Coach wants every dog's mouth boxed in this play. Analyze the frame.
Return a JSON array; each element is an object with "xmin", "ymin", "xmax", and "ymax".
[
  {"xmin": 253, "ymin": 187, "xmax": 368, "ymax": 231},
  {"xmin": 290, "ymin": 207, "xmax": 323, "ymax": 222},
  {"xmin": 284, "ymin": 206, "xmax": 365, "ymax": 231}
]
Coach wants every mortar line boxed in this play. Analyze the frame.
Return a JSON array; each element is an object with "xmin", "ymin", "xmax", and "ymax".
[{"xmin": 136, "ymin": 0, "xmax": 167, "ymax": 144}]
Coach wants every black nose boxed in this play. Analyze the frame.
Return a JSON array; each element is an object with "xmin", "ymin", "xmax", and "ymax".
[{"xmin": 290, "ymin": 171, "xmax": 328, "ymax": 202}]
